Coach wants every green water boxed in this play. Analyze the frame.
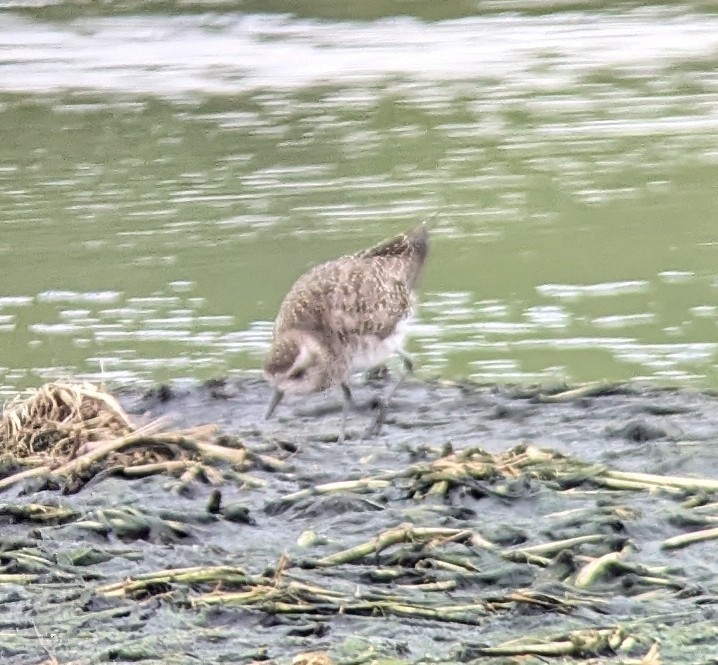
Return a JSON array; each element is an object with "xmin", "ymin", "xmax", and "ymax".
[{"xmin": 1, "ymin": 3, "xmax": 717, "ymax": 398}]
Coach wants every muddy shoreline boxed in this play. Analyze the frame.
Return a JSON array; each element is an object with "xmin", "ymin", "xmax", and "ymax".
[{"xmin": 2, "ymin": 376, "xmax": 718, "ymax": 664}]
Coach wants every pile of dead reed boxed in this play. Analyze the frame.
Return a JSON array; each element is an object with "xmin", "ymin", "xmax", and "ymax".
[
  {"xmin": 0, "ymin": 381, "xmax": 280, "ymax": 493},
  {"xmin": 1, "ymin": 381, "xmax": 133, "ymax": 460}
]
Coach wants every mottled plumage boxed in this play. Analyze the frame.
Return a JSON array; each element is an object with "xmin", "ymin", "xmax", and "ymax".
[{"xmin": 264, "ymin": 223, "xmax": 429, "ymax": 441}]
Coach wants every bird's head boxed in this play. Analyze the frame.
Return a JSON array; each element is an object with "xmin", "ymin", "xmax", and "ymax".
[{"xmin": 263, "ymin": 331, "xmax": 332, "ymax": 418}]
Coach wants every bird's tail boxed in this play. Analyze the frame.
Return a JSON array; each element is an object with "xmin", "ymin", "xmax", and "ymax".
[{"xmin": 357, "ymin": 222, "xmax": 429, "ymax": 290}]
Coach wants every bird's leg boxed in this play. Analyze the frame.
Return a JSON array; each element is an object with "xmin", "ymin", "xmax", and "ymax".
[
  {"xmin": 341, "ymin": 381, "xmax": 355, "ymax": 407},
  {"xmin": 338, "ymin": 382, "xmax": 353, "ymax": 444},
  {"xmin": 364, "ymin": 352, "xmax": 414, "ymax": 438},
  {"xmin": 399, "ymin": 351, "xmax": 414, "ymax": 375}
]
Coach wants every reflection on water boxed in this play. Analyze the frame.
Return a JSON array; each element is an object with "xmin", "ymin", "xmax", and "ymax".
[
  {"xmin": 3, "ymin": 11, "xmax": 718, "ymax": 97},
  {"xmin": 1, "ymin": 3, "xmax": 717, "ymax": 398}
]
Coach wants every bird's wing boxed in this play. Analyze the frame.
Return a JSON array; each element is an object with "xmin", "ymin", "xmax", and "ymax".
[
  {"xmin": 324, "ymin": 258, "xmax": 412, "ymax": 340},
  {"xmin": 275, "ymin": 257, "xmax": 411, "ymax": 341}
]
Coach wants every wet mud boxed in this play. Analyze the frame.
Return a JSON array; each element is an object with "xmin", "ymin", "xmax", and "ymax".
[{"xmin": 2, "ymin": 376, "xmax": 718, "ymax": 664}]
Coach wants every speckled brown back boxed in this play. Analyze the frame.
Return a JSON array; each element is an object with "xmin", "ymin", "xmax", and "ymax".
[{"xmin": 273, "ymin": 224, "xmax": 429, "ymax": 349}]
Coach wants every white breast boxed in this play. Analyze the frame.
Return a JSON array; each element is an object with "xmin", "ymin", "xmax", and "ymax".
[{"xmin": 349, "ymin": 317, "xmax": 411, "ymax": 370}]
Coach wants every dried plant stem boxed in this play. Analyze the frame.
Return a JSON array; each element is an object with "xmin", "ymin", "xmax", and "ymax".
[
  {"xmin": 0, "ymin": 466, "xmax": 52, "ymax": 492},
  {"xmin": 476, "ymin": 627, "xmax": 625, "ymax": 657},
  {"xmin": 574, "ymin": 544, "xmax": 632, "ymax": 588},
  {"xmin": 54, "ymin": 420, "xmax": 166, "ymax": 475},
  {"xmin": 120, "ymin": 460, "xmax": 198, "ymax": 478},
  {"xmin": 607, "ymin": 470, "xmax": 718, "ymax": 492},
  {"xmin": 504, "ymin": 534, "xmax": 605, "ymax": 559},
  {"xmin": 279, "ymin": 479, "xmax": 392, "ymax": 505},
  {"xmin": 537, "ymin": 382, "xmax": 624, "ymax": 403},
  {"xmin": 177, "ymin": 438, "xmax": 249, "ymax": 467},
  {"xmin": 314, "ymin": 525, "xmax": 467, "ymax": 567},
  {"xmin": 662, "ymin": 526, "xmax": 718, "ymax": 550},
  {"xmin": 97, "ymin": 565, "xmax": 247, "ymax": 597}
]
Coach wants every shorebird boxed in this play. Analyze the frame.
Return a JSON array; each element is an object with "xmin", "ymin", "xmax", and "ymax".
[{"xmin": 263, "ymin": 223, "xmax": 429, "ymax": 442}]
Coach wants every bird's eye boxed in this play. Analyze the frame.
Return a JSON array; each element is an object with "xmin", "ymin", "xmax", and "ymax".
[{"xmin": 290, "ymin": 368, "xmax": 306, "ymax": 380}]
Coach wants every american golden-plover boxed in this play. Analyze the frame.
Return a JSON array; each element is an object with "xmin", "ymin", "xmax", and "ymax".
[{"xmin": 264, "ymin": 223, "xmax": 429, "ymax": 442}]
